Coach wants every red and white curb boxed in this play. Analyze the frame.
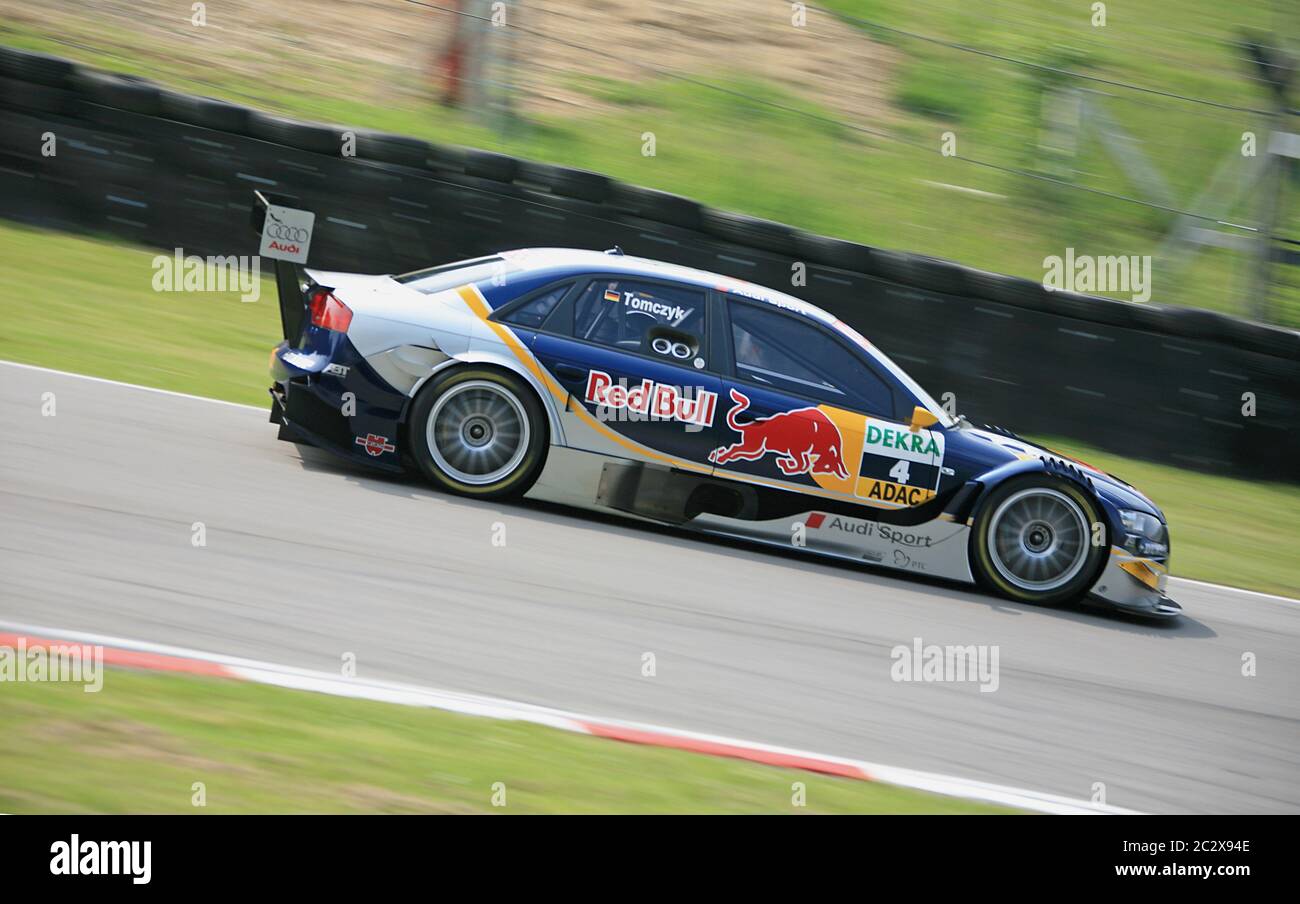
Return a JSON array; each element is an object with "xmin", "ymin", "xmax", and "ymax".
[{"xmin": 0, "ymin": 620, "xmax": 1136, "ymax": 814}]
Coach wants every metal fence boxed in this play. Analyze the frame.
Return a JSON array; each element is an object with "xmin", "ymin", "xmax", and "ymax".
[{"xmin": 1, "ymin": 47, "xmax": 1296, "ymax": 482}]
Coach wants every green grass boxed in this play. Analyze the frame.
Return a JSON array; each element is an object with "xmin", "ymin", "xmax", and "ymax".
[
  {"xmin": 2, "ymin": 219, "xmax": 1295, "ymax": 596},
  {"xmin": 0, "ymin": 668, "xmax": 1009, "ymax": 813},
  {"xmin": 2, "ymin": 2, "xmax": 1298, "ymax": 326},
  {"xmin": 819, "ymin": 0, "xmax": 1300, "ymax": 326},
  {"xmin": 0, "ymin": 222, "xmax": 278, "ymax": 407}
]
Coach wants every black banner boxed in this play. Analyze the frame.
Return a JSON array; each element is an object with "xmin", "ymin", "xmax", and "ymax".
[{"xmin": 0, "ymin": 815, "xmax": 1283, "ymax": 890}]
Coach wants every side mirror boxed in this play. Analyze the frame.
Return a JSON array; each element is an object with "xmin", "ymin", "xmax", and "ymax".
[{"xmin": 910, "ymin": 406, "xmax": 939, "ymax": 431}]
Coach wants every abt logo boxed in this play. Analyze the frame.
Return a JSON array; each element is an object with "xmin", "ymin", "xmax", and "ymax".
[{"xmin": 355, "ymin": 433, "xmax": 396, "ymax": 457}]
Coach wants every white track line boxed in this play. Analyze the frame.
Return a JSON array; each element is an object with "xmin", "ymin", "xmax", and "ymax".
[
  {"xmin": 1168, "ymin": 576, "xmax": 1299, "ymax": 605},
  {"xmin": 0, "ymin": 618, "xmax": 1136, "ymax": 815},
  {"xmin": 0, "ymin": 359, "xmax": 267, "ymax": 412}
]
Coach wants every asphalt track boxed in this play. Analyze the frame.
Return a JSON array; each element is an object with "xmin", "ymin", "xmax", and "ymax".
[{"xmin": 2, "ymin": 361, "xmax": 1297, "ymax": 813}]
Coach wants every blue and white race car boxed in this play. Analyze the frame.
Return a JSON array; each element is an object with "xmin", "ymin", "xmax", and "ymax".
[{"xmin": 259, "ymin": 211, "xmax": 1178, "ymax": 618}]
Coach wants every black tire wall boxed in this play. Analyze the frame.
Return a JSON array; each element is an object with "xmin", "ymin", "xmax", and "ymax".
[{"xmin": 0, "ymin": 48, "xmax": 1296, "ymax": 482}]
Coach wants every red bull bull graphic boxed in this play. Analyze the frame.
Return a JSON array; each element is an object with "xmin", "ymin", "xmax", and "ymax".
[{"xmin": 709, "ymin": 389, "xmax": 850, "ymax": 479}]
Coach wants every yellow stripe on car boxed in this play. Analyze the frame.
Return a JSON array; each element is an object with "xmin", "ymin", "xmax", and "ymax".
[{"xmin": 456, "ymin": 284, "xmax": 711, "ymax": 474}]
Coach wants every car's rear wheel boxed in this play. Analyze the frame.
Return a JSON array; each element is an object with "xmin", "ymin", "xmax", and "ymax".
[
  {"xmin": 970, "ymin": 476, "xmax": 1107, "ymax": 605},
  {"xmin": 409, "ymin": 367, "xmax": 547, "ymax": 499}
]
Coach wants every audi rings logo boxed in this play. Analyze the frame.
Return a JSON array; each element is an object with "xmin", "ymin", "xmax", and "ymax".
[
  {"xmin": 258, "ymin": 203, "xmax": 316, "ymax": 264},
  {"xmin": 651, "ymin": 337, "xmax": 693, "ymax": 360},
  {"xmin": 267, "ymin": 221, "xmax": 310, "ymax": 243}
]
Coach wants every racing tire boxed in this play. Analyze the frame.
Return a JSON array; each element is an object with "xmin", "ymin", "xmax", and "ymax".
[
  {"xmin": 0, "ymin": 77, "xmax": 76, "ymax": 115},
  {"xmin": 160, "ymin": 91, "xmax": 252, "ymax": 135},
  {"xmin": 249, "ymin": 112, "xmax": 342, "ymax": 155},
  {"xmin": 608, "ymin": 183, "xmax": 704, "ymax": 230},
  {"xmin": 515, "ymin": 160, "xmax": 611, "ymax": 203},
  {"xmin": 354, "ymin": 130, "xmax": 433, "ymax": 169},
  {"xmin": 0, "ymin": 48, "xmax": 76, "ymax": 87},
  {"xmin": 72, "ymin": 70, "xmax": 163, "ymax": 115},
  {"xmin": 969, "ymin": 475, "xmax": 1107, "ymax": 606},
  {"xmin": 428, "ymin": 144, "xmax": 518, "ymax": 182},
  {"xmin": 701, "ymin": 208, "xmax": 799, "ymax": 255},
  {"xmin": 794, "ymin": 231, "xmax": 877, "ymax": 274},
  {"xmin": 409, "ymin": 367, "xmax": 548, "ymax": 499}
]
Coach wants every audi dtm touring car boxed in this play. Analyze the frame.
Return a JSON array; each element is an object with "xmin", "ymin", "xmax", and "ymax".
[{"xmin": 255, "ymin": 200, "xmax": 1179, "ymax": 619}]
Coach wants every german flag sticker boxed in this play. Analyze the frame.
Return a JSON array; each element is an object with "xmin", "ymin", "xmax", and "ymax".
[{"xmin": 603, "ymin": 287, "xmax": 621, "ymax": 303}]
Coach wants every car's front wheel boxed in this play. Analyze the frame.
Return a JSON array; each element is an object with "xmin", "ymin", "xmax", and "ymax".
[
  {"xmin": 969, "ymin": 475, "xmax": 1107, "ymax": 606},
  {"xmin": 409, "ymin": 367, "xmax": 548, "ymax": 499}
]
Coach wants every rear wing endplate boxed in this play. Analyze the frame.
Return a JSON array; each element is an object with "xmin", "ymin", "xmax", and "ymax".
[{"xmin": 251, "ymin": 191, "xmax": 318, "ymax": 341}]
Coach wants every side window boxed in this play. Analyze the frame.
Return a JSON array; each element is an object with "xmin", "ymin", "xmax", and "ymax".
[
  {"xmin": 572, "ymin": 278, "xmax": 706, "ymax": 355},
  {"xmin": 729, "ymin": 302, "xmax": 896, "ymax": 417},
  {"xmin": 500, "ymin": 283, "xmax": 570, "ymax": 329}
]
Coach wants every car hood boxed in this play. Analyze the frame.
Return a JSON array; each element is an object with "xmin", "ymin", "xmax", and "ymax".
[{"xmin": 951, "ymin": 424, "xmax": 1164, "ymax": 520}]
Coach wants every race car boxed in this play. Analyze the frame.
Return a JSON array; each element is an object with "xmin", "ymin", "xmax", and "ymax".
[{"xmin": 255, "ymin": 201, "xmax": 1178, "ymax": 619}]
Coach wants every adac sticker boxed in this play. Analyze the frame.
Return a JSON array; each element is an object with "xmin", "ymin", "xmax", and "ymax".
[
  {"xmin": 855, "ymin": 417, "xmax": 944, "ymax": 507},
  {"xmin": 355, "ymin": 433, "xmax": 396, "ymax": 457}
]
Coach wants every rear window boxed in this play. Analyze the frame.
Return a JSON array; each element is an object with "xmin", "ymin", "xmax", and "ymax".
[
  {"xmin": 393, "ymin": 256, "xmax": 507, "ymax": 295},
  {"xmin": 501, "ymin": 283, "xmax": 571, "ymax": 329}
]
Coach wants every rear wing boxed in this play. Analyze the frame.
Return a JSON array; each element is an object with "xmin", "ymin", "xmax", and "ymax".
[{"xmin": 251, "ymin": 190, "xmax": 318, "ymax": 340}]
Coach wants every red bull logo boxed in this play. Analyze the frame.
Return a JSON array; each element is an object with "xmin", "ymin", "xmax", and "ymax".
[
  {"xmin": 709, "ymin": 389, "xmax": 849, "ymax": 479},
  {"xmin": 584, "ymin": 369, "xmax": 717, "ymax": 427}
]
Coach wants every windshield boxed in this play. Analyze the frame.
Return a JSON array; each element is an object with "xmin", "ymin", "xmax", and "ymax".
[{"xmin": 724, "ymin": 282, "xmax": 960, "ymax": 428}]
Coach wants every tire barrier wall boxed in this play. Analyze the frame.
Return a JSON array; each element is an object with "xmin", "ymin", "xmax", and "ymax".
[{"xmin": 1, "ymin": 48, "xmax": 1296, "ymax": 482}]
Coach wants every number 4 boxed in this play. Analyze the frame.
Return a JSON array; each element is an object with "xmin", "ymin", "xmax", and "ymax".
[{"xmin": 889, "ymin": 459, "xmax": 910, "ymax": 484}]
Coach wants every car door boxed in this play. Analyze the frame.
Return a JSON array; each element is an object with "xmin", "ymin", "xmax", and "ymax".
[
  {"xmin": 711, "ymin": 297, "xmax": 946, "ymax": 510},
  {"xmin": 524, "ymin": 275, "xmax": 724, "ymax": 472}
]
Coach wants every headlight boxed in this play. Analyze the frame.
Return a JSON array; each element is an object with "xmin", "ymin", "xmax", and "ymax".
[{"xmin": 1119, "ymin": 509, "xmax": 1168, "ymax": 559}]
